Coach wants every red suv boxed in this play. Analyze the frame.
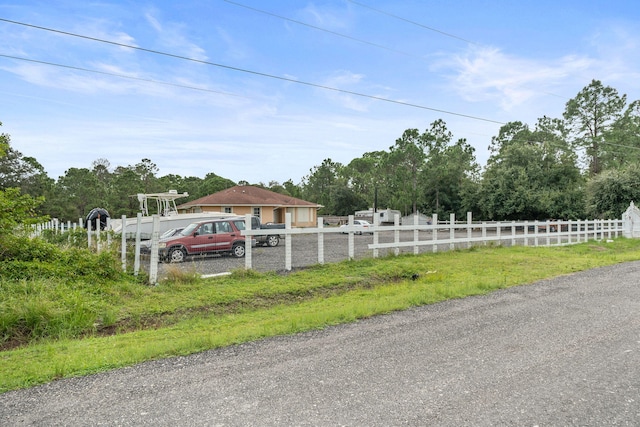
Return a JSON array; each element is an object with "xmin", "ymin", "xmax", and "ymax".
[{"xmin": 158, "ymin": 218, "xmax": 254, "ymax": 262}]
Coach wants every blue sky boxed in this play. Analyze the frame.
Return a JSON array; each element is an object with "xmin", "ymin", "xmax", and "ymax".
[{"xmin": 1, "ymin": 1, "xmax": 639, "ymax": 185}]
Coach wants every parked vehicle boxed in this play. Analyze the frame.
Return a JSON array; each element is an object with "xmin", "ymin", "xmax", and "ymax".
[
  {"xmin": 340, "ymin": 219, "xmax": 373, "ymax": 235},
  {"xmin": 140, "ymin": 227, "xmax": 183, "ymax": 254},
  {"xmin": 249, "ymin": 217, "xmax": 285, "ymax": 247},
  {"xmin": 158, "ymin": 219, "xmax": 255, "ymax": 262},
  {"xmin": 537, "ymin": 219, "xmax": 562, "ymax": 232},
  {"xmin": 108, "ymin": 191, "xmax": 238, "ymax": 240}
]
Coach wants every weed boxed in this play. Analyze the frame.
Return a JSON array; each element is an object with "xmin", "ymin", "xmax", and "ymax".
[{"xmin": 161, "ymin": 264, "xmax": 200, "ymax": 285}]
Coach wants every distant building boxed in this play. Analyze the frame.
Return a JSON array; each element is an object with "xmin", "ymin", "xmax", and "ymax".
[
  {"xmin": 177, "ymin": 185, "xmax": 322, "ymax": 227},
  {"xmin": 356, "ymin": 208, "xmax": 402, "ymax": 224},
  {"xmin": 401, "ymin": 212, "xmax": 432, "ymax": 226}
]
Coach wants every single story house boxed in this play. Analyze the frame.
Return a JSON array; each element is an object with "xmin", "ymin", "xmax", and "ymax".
[{"xmin": 176, "ymin": 185, "xmax": 322, "ymax": 227}]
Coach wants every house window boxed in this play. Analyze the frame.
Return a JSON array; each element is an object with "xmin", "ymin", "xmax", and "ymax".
[
  {"xmin": 223, "ymin": 207, "xmax": 232, "ymax": 213},
  {"xmin": 253, "ymin": 207, "xmax": 261, "ymax": 218},
  {"xmin": 298, "ymin": 208, "xmax": 310, "ymax": 222}
]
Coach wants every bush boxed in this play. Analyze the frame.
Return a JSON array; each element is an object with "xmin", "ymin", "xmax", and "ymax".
[{"xmin": 0, "ymin": 235, "xmax": 59, "ymax": 263}]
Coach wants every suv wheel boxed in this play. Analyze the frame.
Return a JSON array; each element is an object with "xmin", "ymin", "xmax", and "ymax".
[
  {"xmin": 266, "ymin": 235, "xmax": 279, "ymax": 247},
  {"xmin": 232, "ymin": 243, "xmax": 245, "ymax": 258},
  {"xmin": 168, "ymin": 247, "xmax": 186, "ymax": 263}
]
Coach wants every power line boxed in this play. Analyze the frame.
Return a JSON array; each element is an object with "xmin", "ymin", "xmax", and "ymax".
[
  {"xmin": 0, "ymin": 17, "xmax": 505, "ymax": 125},
  {"xmin": 345, "ymin": 1, "xmax": 568, "ymax": 101},
  {"xmin": 345, "ymin": 0, "xmax": 478, "ymax": 45},
  {"xmin": 223, "ymin": 0, "xmax": 418, "ymax": 58},
  {"xmin": 0, "ymin": 54, "xmax": 247, "ymax": 98}
]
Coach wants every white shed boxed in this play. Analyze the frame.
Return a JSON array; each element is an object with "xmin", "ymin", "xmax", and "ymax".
[{"xmin": 622, "ymin": 201, "xmax": 640, "ymax": 238}]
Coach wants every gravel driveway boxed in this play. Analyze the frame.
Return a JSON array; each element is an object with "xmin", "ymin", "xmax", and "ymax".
[
  {"xmin": 2, "ymin": 261, "xmax": 639, "ymax": 426},
  {"xmin": 152, "ymin": 230, "xmax": 478, "ymax": 277}
]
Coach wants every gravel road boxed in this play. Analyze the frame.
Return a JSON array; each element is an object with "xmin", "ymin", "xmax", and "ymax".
[{"xmin": 2, "ymin": 260, "xmax": 640, "ymax": 426}]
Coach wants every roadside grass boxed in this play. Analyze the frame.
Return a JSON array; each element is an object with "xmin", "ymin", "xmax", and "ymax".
[{"xmin": 2, "ymin": 239, "xmax": 640, "ymax": 392}]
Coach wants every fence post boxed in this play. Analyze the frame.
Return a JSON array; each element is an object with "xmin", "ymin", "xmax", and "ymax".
[
  {"xmin": 449, "ymin": 213, "xmax": 455, "ymax": 251},
  {"xmin": 585, "ymin": 219, "xmax": 589, "ymax": 241},
  {"xmin": 534, "ymin": 220, "xmax": 539, "ymax": 246},
  {"xmin": 496, "ymin": 219, "xmax": 501, "ymax": 247},
  {"xmin": 285, "ymin": 212, "xmax": 292, "ymax": 271},
  {"xmin": 608, "ymin": 218, "xmax": 613, "ymax": 239},
  {"xmin": 373, "ymin": 213, "xmax": 379, "ymax": 258},
  {"xmin": 432, "ymin": 213, "xmax": 438, "ymax": 253},
  {"xmin": 134, "ymin": 213, "xmax": 142, "ymax": 276},
  {"xmin": 106, "ymin": 217, "xmax": 112, "ymax": 248},
  {"xmin": 96, "ymin": 220, "xmax": 101, "ymax": 253},
  {"xmin": 121, "ymin": 215, "xmax": 127, "ymax": 271},
  {"xmin": 148, "ymin": 215, "xmax": 160, "ymax": 285},
  {"xmin": 545, "ymin": 221, "xmax": 550, "ymax": 246},
  {"xmin": 482, "ymin": 221, "xmax": 487, "ymax": 245},
  {"xmin": 245, "ymin": 213, "xmax": 252, "ymax": 270},
  {"xmin": 413, "ymin": 213, "xmax": 419, "ymax": 255},
  {"xmin": 348, "ymin": 214, "xmax": 355, "ymax": 260},
  {"xmin": 392, "ymin": 214, "xmax": 399, "ymax": 256},
  {"xmin": 317, "ymin": 217, "xmax": 325, "ymax": 264},
  {"xmin": 467, "ymin": 212, "xmax": 473, "ymax": 249},
  {"xmin": 87, "ymin": 220, "xmax": 92, "ymax": 249},
  {"xmin": 511, "ymin": 221, "xmax": 516, "ymax": 247},
  {"xmin": 568, "ymin": 220, "xmax": 572, "ymax": 244}
]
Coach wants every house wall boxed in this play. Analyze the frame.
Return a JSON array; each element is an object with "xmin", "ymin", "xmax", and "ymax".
[
  {"xmin": 180, "ymin": 204, "xmax": 318, "ymax": 227},
  {"xmin": 285, "ymin": 207, "xmax": 317, "ymax": 227}
]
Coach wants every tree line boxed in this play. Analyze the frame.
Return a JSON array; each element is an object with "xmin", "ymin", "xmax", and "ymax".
[{"xmin": 2, "ymin": 79, "xmax": 640, "ymax": 224}]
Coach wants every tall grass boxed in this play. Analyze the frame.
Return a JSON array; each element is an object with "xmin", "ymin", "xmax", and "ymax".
[{"xmin": 1, "ymin": 239, "xmax": 640, "ymax": 392}]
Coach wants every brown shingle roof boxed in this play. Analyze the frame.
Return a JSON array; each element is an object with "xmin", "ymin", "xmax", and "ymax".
[{"xmin": 178, "ymin": 185, "xmax": 320, "ymax": 208}]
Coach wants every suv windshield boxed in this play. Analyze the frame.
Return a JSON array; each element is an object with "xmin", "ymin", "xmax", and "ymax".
[{"xmin": 181, "ymin": 222, "xmax": 199, "ymax": 236}]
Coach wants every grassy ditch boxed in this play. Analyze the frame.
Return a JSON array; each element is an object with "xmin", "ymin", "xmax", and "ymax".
[{"xmin": 2, "ymin": 239, "xmax": 640, "ymax": 392}]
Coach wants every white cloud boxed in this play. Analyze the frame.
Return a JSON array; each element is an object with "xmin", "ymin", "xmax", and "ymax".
[
  {"xmin": 434, "ymin": 46, "xmax": 596, "ymax": 111},
  {"xmin": 320, "ymin": 70, "xmax": 373, "ymax": 112},
  {"xmin": 215, "ymin": 27, "xmax": 249, "ymax": 61},
  {"xmin": 299, "ymin": 3, "xmax": 353, "ymax": 30},
  {"xmin": 144, "ymin": 11, "xmax": 207, "ymax": 61},
  {"xmin": 586, "ymin": 24, "xmax": 640, "ymax": 90}
]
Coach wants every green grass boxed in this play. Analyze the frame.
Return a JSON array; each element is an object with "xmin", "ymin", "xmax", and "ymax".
[{"xmin": 1, "ymin": 239, "xmax": 640, "ymax": 393}]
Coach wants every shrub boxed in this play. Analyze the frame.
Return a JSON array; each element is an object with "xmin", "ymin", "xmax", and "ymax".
[{"xmin": 0, "ymin": 235, "xmax": 59, "ymax": 262}]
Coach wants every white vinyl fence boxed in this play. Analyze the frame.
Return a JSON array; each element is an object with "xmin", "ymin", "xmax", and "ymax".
[
  {"xmin": 242, "ymin": 212, "xmax": 624, "ymax": 272},
  {"xmin": 35, "ymin": 206, "xmax": 633, "ymax": 285}
]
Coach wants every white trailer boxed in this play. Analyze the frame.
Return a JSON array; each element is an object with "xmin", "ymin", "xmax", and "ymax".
[{"xmin": 355, "ymin": 208, "xmax": 402, "ymax": 224}]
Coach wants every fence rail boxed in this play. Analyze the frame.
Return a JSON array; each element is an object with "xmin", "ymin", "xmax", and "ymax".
[
  {"xmin": 242, "ymin": 213, "xmax": 624, "ymax": 272},
  {"xmin": 33, "ymin": 212, "xmax": 627, "ymax": 285}
]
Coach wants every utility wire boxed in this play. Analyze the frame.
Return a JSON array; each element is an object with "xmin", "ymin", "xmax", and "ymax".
[
  {"xmin": 0, "ymin": 54, "xmax": 247, "ymax": 98},
  {"xmin": 223, "ymin": 0, "xmax": 418, "ymax": 59},
  {"xmin": 345, "ymin": 0, "xmax": 478, "ymax": 45},
  {"xmin": 0, "ymin": 17, "xmax": 505, "ymax": 125},
  {"xmin": 346, "ymin": 1, "xmax": 568, "ymax": 100}
]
